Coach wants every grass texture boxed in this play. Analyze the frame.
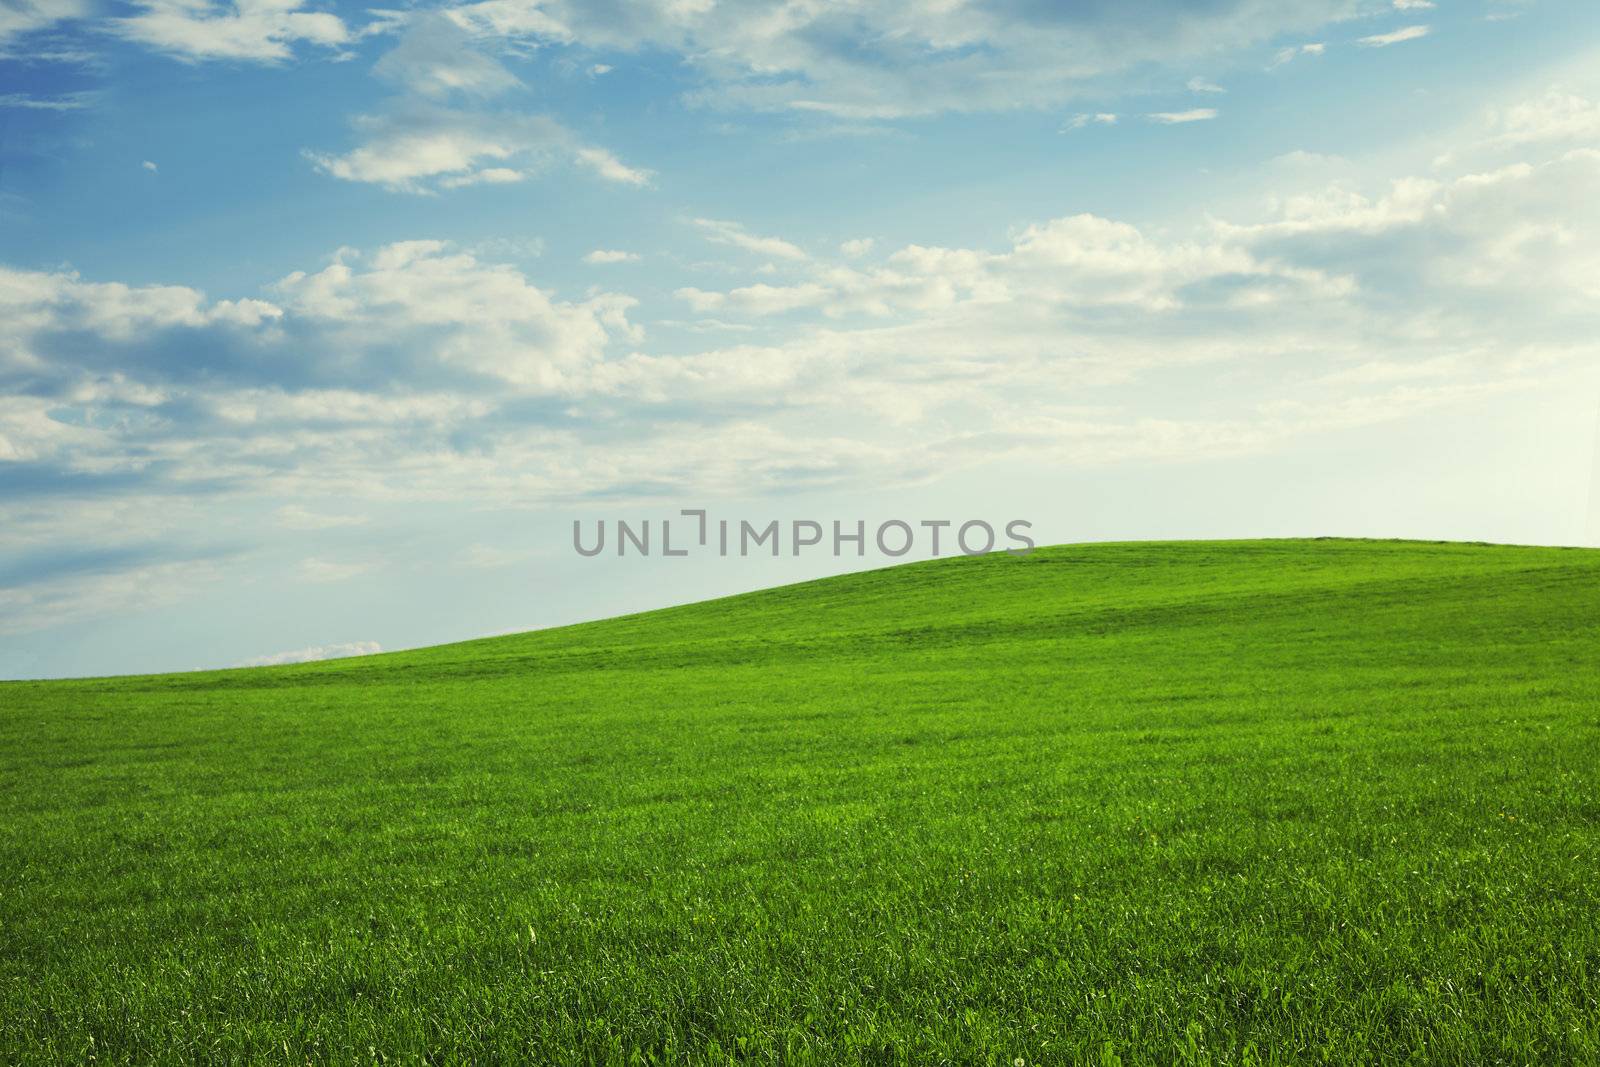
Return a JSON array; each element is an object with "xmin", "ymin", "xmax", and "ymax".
[{"xmin": 2, "ymin": 539, "xmax": 1599, "ymax": 1064}]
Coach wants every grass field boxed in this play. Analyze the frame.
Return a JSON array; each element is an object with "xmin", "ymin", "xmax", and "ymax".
[{"xmin": 2, "ymin": 539, "xmax": 1599, "ymax": 1064}]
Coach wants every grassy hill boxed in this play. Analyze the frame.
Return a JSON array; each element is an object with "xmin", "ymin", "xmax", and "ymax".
[{"xmin": 3, "ymin": 539, "xmax": 1598, "ymax": 1064}]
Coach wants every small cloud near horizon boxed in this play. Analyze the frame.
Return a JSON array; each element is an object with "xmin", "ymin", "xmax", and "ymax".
[
  {"xmin": 1063, "ymin": 112, "xmax": 1119, "ymax": 130},
  {"xmin": 237, "ymin": 641, "xmax": 382, "ymax": 668},
  {"xmin": 1148, "ymin": 108, "xmax": 1218, "ymax": 124},
  {"xmin": 1359, "ymin": 25, "xmax": 1430, "ymax": 47},
  {"xmin": 1270, "ymin": 43, "xmax": 1326, "ymax": 68}
]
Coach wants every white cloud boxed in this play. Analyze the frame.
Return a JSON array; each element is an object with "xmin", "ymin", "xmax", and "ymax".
[
  {"xmin": 305, "ymin": 108, "xmax": 647, "ymax": 195},
  {"xmin": 1484, "ymin": 89, "xmax": 1600, "ymax": 150},
  {"xmin": 574, "ymin": 145, "xmax": 654, "ymax": 186},
  {"xmin": 1149, "ymin": 108, "xmax": 1218, "ymax": 124},
  {"xmin": 1063, "ymin": 112, "xmax": 1118, "ymax": 130},
  {"xmin": 840, "ymin": 238, "xmax": 875, "ymax": 259},
  {"xmin": 0, "ymin": 0, "xmax": 88, "ymax": 45},
  {"xmin": 442, "ymin": 1, "xmax": 569, "ymax": 41},
  {"xmin": 0, "ymin": 265, "xmax": 281, "ymax": 346},
  {"xmin": 305, "ymin": 110, "xmax": 560, "ymax": 194},
  {"xmin": 1219, "ymin": 151, "xmax": 1600, "ymax": 309},
  {"xmin": 142, "ymin": 160, "xmax": 158, "ymax": 172},
  {"xmin": 270, "ymin": 240, "xmax": 638, "ymax": 386},
  {"xmin": 1392, "ymin": 0, "xmax": 1434, "ymax": 8},
  {"xmin": 1270, "ymin": 42, "xmax": 1326, "ymax": 67},
  {"xmin": 0, "ymin": 91, "xmax": 95, "ymax": 110},
  {"xmin": 1358, "ymin": 25, "xmax": 1430, "ymax": 47},
  {"xmin": 672, "ymin": 210, "xmax": 1346, "ymax": 324},
  {"xmin": 373, "ymin": 13, "xmax": 521, "ymax": 99},
  {"xmin": 674, "ymin": 282, "xmax": 831, "ymax": 316},
  {"xmin": 584, "ymin": 249, "xmax": 640, "ymax": 264},
  {"xmin": 238, "ymin": 640, "xmax": 381, "ymax": 667},
  {"xmin": 439, "ymin": 166, "xmax": 527, "ymax": 189},
  {"xmin": 692, "ymin": 217, "xmax": 807, "ymax": 261},
  {"xmin": 112, "ymin": 0, "xmax": 352, "ymax": 62},
  {"xmin": 1187, "ymin": 76, "xmax": 1225, "ymax": 94}
]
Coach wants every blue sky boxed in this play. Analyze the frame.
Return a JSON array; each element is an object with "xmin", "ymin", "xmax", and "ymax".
[{"xmin": 2, "ymin": 0, "xmax": 1599, "ymax": 677}]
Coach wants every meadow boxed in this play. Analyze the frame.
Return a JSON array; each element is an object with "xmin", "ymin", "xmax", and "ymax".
[{"xmin": 2, "ymin": 539, "xmax": 1598, "ymax": 1064}]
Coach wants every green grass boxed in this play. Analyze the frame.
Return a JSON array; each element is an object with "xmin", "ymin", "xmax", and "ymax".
[{"xmin": 3, "ymin": 539, "xmax": 1599, "ymax": 1065}]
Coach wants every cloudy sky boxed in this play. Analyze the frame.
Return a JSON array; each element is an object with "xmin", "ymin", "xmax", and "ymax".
[{"xmin": 2, "ymin": 0, "xmax": 1598, "ymax": 677}]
